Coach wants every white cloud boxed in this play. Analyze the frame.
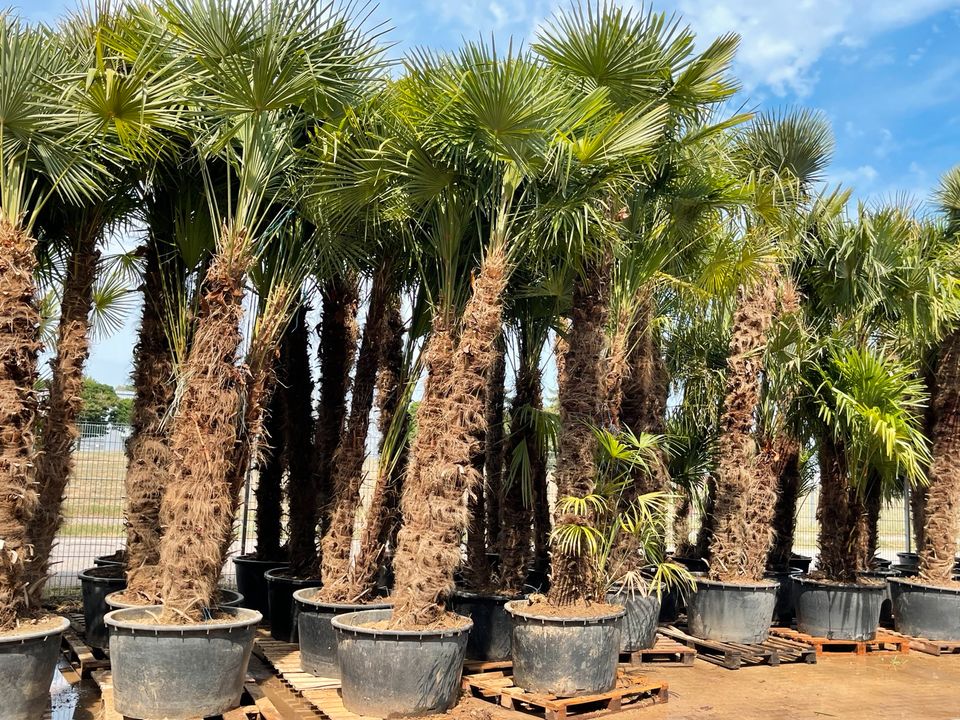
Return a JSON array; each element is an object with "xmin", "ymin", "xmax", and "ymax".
[{"xmin": 832, "ymin": 164, "xmax": 879, "ymax": 187}]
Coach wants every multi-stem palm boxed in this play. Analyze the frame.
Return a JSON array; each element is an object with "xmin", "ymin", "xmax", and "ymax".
[
  {"xmin": 0, "ymin": 13, "xmax": 108, "ymax": 627},
  {"xmin": 133, "ymin": 0, "xmax": 384, "ymax": 619}
]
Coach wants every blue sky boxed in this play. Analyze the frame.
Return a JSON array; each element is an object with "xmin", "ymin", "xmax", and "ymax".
[{"xmin": 20, "ymin": 0, "xmax": 960, "ymax": 386}]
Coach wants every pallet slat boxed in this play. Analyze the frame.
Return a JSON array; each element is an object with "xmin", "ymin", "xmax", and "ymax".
[
  {"xmin": 659, "ymin": 625, "xmax": 816, "ymax": 670},
  {"xmin": 619, "ymin": 634, "xmax": 696, "ymax": 667},
  {"xmin": 881, "ymin": 629, "xmax": 960, "ymax": 657},
  {"xmin": 768, "ymin": 627, "xmax": 909, "ymax": 656}
]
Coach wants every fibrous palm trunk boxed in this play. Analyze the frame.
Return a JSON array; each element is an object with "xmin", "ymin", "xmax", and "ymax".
[
  {"xmin": 498, "ymin": 337, "xmax": 541, "ymax": 594},
  {"xmin": 913, "ymin": 362, "xmax": 938, "ymax": 552},
  {"xmin": 27, "ymin": 221, "xmax": 101, "ymax": 600},
  {"xmin": 318, "ymin": 269, "xmax": 391, "ymax": 599},
  {"xmin": 391, "ymin": 245, "xmax": 508, "ymax": 626},
  {"xmin": 124, "ymin": 240, "xmax": 180, "ymax": 600},
  {"xmin": 0, "ymin": 218, "xmax": 42, "ymax": 628},
  {"xmin": 708, "ymin": 274, "xmax": 780, "ymax": 582},
  {"xmin": 694, "ymin": 476, "xmax": 717, "ymax": 559},
  {"xmin": 158, "ymin": 231, "xmax": 249, "ymax": 619},
  {"xmin": 548, "ymin": 258, "xmax": 611, "ymax": 606},
  {"xmin": 816, "ymin": 433, "xmax": 867, "ymax": 582},
  {"xmin": 253, "ymin": 361, "xmax": 286, "ymax": 561},
  {"xmin": 281, "ymin": 306, "xmax": 316, "ymax": 576},
  {"xmin": 919, "ymin": 328, "xmax": 960, "ymax": 585},
  {"xmin": 766, "ymin": 437, "xmax": 802, "ymax": 569},
  {"xmin": 672, "ymin": 487, "xmax": 693, "ymax": 556}
]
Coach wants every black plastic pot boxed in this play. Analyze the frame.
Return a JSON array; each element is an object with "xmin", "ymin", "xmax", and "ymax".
[
  {"xmin": 859, "ymin": 569, "xmax": 898, "ymax": 624},
  {"xmin": 525, "ymin": 557, "xmax": 550, "ymax": 593},
  {"xmin": 889, "ymin": 578, "xmax": 960, "ymax": 641},
  {"xmin": 264, "ymin": 568, "xmax": 321, "ymax": 642},
  {"xmin": 870, "ymin": 556, "xmax": 892, "ymax": 569},
  {"xmin": 688, "ymin": 578, "xmax": 779, "ymax": 643},
  {"xmin": 233, "ymin": 555, "xmax": 288, "ymax": 620},
  {"xmin": 105, "ymin": 605, "xmax": 261, "ymax": 719},
  {"xmin": 606, "ymin": 588, "xmax": 660, "ymax": 651},
  {"xmin": 658, "ymin": 585, "xmax": 681, "ymax": 623},
  {"xmin": 333, "ymin": 608, "xmax": 471, "ymax": 716},
  {"xmin": 505, "ymin": 600, "xmax": 624, "ymax": 697},
  {"xmin": 892, "ymin": 563, "xmax": 920, "ymax": 577},
  {"xmin": 794, "ymin": 576, "xmax": 884, "ymax": 640},
  {"xmin": 94, "ymin": 550, "xmax": 126, "ymax": 568},
  {"xmin": 764, "ymin": 568, "xmax": 801, "ymax": 625},
  {"xmin": 294, "ymin": 590, "xmax": 393, "ymax": 677},
  {"xmin": 672, "ymin": 555, "xmax": 709, "ymax": 573},
  {"xmin": 79, "ymin": 566, "xmax": 127, "ymax": 649},
  {"xmin": 105, "ymin": 588, "xmax": 244, "ymax": 611},
  {"xmin": 0, "ymin": 616, "xmax": 70, "ymax": 720},
  {"xmin": 897, "ymin": 552, "xmax": 920, "ymax": 571},
  {"xmin": 790, "ymin": 554, "xmax": 813, "ymax": 573},
  {"xmin": 449, "ymin": 590, "xmax": 520, "ymax": 661}
]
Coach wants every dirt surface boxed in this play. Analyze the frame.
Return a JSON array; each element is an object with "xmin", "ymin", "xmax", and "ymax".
[
  {"xmin": 460, "ymin": 652, "xmax": 960, "ymax": 720},
  {"xmin": 518, "ymin": 596, "xmax": 624, "ymax": 618},
  {"xmin": 0, "ymin": 613, "xmax": 65, "ymax": 636}
]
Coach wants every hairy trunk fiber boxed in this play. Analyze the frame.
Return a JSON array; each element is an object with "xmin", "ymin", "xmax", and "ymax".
[
  {"xmin": 707, "ymin": 274, "xmax": 779, "ymax": 582},
  {"xmin": 318, "ymin": 270, "xmax": 391, "ymax": 598},
  {"xmin": 28, "ymin": 223, "xmax": 101, "ymax": 599},
  {"xmin": 816, "ymin": 433, "xmax": 865, "ymax": 582},
  {"xmin": 862, "ymin": 471, "xmax": 883, "ymax": 562},
  {"xmin": 254, "ymin": 361, "xmax": 286, "ymax": 560},
  {"xmin": 391, "ymin": 246, "xmax": 508, "ymax": 626},
  {"xmin": 281, "ymin": 306, "xmax": 317, "ymax": 576},
  {"xmin": 913, "ymin": 362, "xmax": 938, "ymax": 552},
  {"xmin": 548, "ymin": 258, "xmax": 611, "ymax": 606},
  {"xmin": 920, "ymin": 328, "xmax": 960, "ymax": 585},
  {"xmin": 0, "ymin": 219, "xmax": 41, "ymax": 628},
  {"xmin": 464, "ymin": 333, "xmax": 507, "ymax": 590},
  {"xmin": 672, "ymin": 488, "xmax": 693, "ymax": 556},
  {"xmin": 350, "ymin": 297, "xmax": 407, "ymax": 597},
  {"xmin": 158, "ymin": 232, "xmax": 249, "ymax": 620},
  {"xmin": 125, "ymin": 241, "xmax": 181, "ymax": 599},
  {"xmin": 498, "ymin": 342, "xmax": 541, "ymax": 594},
  {"xmin": 766, "ymin": 437, "xmax": 802, "ymax": 569},
  {"xmin": 694, "ymin": 476, "xmax": 717, "ymax": 559}
]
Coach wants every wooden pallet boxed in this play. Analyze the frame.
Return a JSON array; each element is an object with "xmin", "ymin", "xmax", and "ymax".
[
  {"xmin": 92, "ymin": 669, "xmax": 262, "ymax": 719},
  {"xmin": 61, "ymin": 613, "xmax": 111, "ymax": 678},
  {"xmin": 659, "ymin": 625, "xmax": 816, "ymax": 670},
  {"xmin": 463, "ymin": 668, "xmax": 668, "ymax": 720},
  {"xmin": 768, "ymin": 627, "xmax": 909, "ymax": 656},
  {"xmin": 619, "ymin": 634, "xmax": 695, "ymax": 667},
  {"xmin": 464, "ymin": 658, "xmax": 515, "ymax": 674},
  {"xmin": 856, "ymin": 628, "xmax": 960, "ymax": 657}
]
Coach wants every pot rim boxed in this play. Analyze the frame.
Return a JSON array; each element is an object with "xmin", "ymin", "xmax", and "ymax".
[
  {"xmin": 794, "ymin": 575, "xmax": 886, "ymax": 591},
  {"xmin": 105, "ymin": 588, "xmax": 243, "ymax": 610},
  {"xmin": 452, "ymin": 589, "xmax": 524, "ymax": 602},
  {"xmin": 0, "ymin": 615, "xmax": 70, "ymax": 645},
  {"xmin": 331, "ymin": 608, "xmax": 472, "ymax": 638},
  {"xmin": 888, "ymin": 576, "xmax": 960, "ymax": 596},
  {"xmin": 504, "ymin": 599, "xmax": 626, "ymax": 624},
  {"xmin": 263, "ymin": 567, "xmax": 321, "ymax": 585},
  {"xmin": 692, "ymin": 577, "xmax": 779, "ymax": 592},
  {"xmin": 293, "ymin": 587, "xmax": 393, "ymax": 610},
  {"xmin": 233, "ymin": 555, "xmax": 289, "ymax": 566},
  {"xmin": 104, "ymin": 605, "xmax": 261, "ymax": 634},
  {"xmin": 78, "ymin": 567, "xmax": 127, "ymax": 583}
]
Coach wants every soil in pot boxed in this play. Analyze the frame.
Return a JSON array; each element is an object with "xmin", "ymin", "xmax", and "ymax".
[
  {"xmin": 332, "ymin": 608, "xmax": 471, "ymax": 717},
  {"xmin": 0, "ymin": 615, "xmax": 71, "ymax": 720},
  {"xmin": 505, "ymin": 599, "xmax": 624, "ymax": 697},
  {"xmin": 889, "ymin": 578, "xmax": 960, "ymax": 641},
  {"xmin": 233, "ymin": 554, "xmax": 288, "ymax": 620},
  {"xmin": 106, "ymin": 587, "xmax": 244, "ymax": 610},
  {"xmin": 794, "ymin": 576, "xmax": 885, "ymax": 640},
  {"xmin": 295, "ymin": 590, "xmax": 393, "ymax": 678},
  {"xmin": 105, "ymin": 605, "xmax": 261, "ymax": 719},
  {"xmin": 450, "ymin": 590, "xmax": 522, "ymax": 661},
  {"xmin": 688, "ymin": 578, "xmax": 779, "ymax": 643},
  {"xmin": 80, "ymin": 565, "xmax": 127, "ymax": 649},
  {"xmin": 605, "ymin": 588, "xmax": 661, "ymax": 652},
  {"xmin": 264, "ymin": 569, "xmax": 321, "ymax": 642}
]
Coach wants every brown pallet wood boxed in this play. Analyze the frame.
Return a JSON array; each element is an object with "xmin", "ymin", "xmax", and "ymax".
[
  {"xmin": 863, "ymin": 629, "xmax": 960, "ymax": 657},
  {"xmin": 619, "ymin": 634, "xmax": 696, "ymax": 667},
  {"xmin": 61, "ymin": 614, "xmax": 111, "ymax": 678},
  {"xmin": 463, "ymin": 668, "xmax": 668, "ymax": 720},
  {"xmin": 464, "ymin": 658, "xmax": 515, "ymax": 673},
  {"xmin": 768, "ymin": 627, "xmax": 909, "ymax": 656},
  {"xmin": 658, "ymin": 625, "xmax": 815, "ymax": 670}
]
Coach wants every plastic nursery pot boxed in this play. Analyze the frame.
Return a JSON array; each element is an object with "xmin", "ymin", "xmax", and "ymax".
[
  {"xmin": 671, "ymin": 555, "xmax": 709, "ymax": 573},
  {"xmin": 870, "ymin": 557, "xmax": 892, "ymax": 569},
  {"xmin": 294, "ymin": 590, "xmax": 393, "ymax": 678},
  {"xmin": 79, "ymin": 566, "xmax": 127, "ymax": 649},
  {"xmin": 790, "ymin": 554, "xmax": 813, "ymax": 573},
  {"xmin": 105, "ymin": 605, "xmax": 261, "ymax": 719},
  {"xmin": 505, "ymin": 600, "xmax": 625, "ymax": 697},
  {"xmin": 688, "ymin": 578, "xmax": 779, "ymax": 643},
  {"xmin": 0, "ymin": 616, "xmax": 70, "ymax": 720},
  {"xmin": 94, "ymin": 550, "xmax": 127, "ymax": 568},
  {"xmin": 763, "ymin": 568, "xmax": 802, "ymax": 626},
  {"xmin": 105, "ymin": 588, "xmax": 244, "ymax": 611},
  {"xmin": 233, "ymin": 555, "xmax": 288, "ymax": 620},
  {"xmin": 892, "ymin": 563, "xmax": 920, "ymax": 577},
  {"xmin": 449, "ymin": 590, "xmax": 522, "ymax": 661},
  {"xmin": 657, "ymin": 585, "xmax": 681, "ymax": 623},
  {"xmin": 606, "ymin": 587, "xmax": 661, "ymax": 652},
  {"xmin": 794, "ymin": 576, "xmax": 885, "ymax": 641},
  {"xmin": 264, "ymin": 568, "xmax": 321, "ymax": 643},
  {"xmin": 859, "ymin": 569, "xmax": 898, "ymax": 624},
  {"xmin": 889, "ymin": 577, "xmax": 960, "ymax": 641},
  {"xmin": 897, "ymin": 552, "xmax": 920, "ymax": 570},
  {"xmin": 332, "ymin": 608, "xmax": 471, "ymax": 717}
]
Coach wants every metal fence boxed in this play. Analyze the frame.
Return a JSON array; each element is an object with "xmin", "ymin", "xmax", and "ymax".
[{"xmin": 49, "ymin": 422, "xmax": 916, "ymax": 595}]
